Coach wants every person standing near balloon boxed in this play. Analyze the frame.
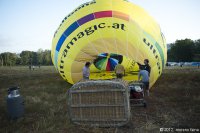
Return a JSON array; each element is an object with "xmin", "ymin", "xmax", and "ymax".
[
  {"xmin": 114, "ymin": 64, "xmax": 125, "ymax": 79},
  {"xmin": 82, "ymin": 62, "xmax": 91, "ymax": 80},
  {"xmin": 137, "ymin": 59, "xmax": 151, "ymax": 76},
  {"xmin": 138, "ymin": 66, "xmax": 150, "ymax": 96}
]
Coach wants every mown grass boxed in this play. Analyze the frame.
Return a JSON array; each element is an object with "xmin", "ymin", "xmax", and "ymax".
[{"xmin": 0, "ymin": 66, "xmax": 200, "ymax": 133}]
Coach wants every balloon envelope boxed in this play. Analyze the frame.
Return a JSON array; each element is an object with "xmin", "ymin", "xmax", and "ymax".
[{"xmin": 51, "ymin": 0, "xmax": 167, "ymax": 88}]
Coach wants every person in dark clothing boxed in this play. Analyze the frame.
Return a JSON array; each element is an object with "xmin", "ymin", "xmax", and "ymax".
[
  {"xmin": 137, "ymin": 59, "xmax": 151, "ymax": 76},
  {"xmin": 82, "ymin": 62, "xmax": 91, "ymax": 79}
]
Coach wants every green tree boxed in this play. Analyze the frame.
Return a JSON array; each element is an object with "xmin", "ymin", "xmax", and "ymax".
[
  {"xmin": 168, "ymin": 39, "xmax": 195, "ymax": 62},
  {"xmin": 43, "ymin": 50, "xmax": 52, "ymax": 65},
  {"xmin": 0, "ymin": 54, "xmax": 3, "ymax": 66},
  {"xmin": 0, "ymin": 52, "xmax": 18, "ymax": 66},
  {"xmin": 37, "ymin": 49, "xmax": 44, "ymax": 65},
  {"xmin": 32, "ymin": 52, "xmax": 38, "ymax": 65},
  {"xmin": 193, "ymin": 39, "xmax": 200, "ymax": 61},
  {"xmin": 20, "ymin": 51, "xmax": 33, "ymax": 65}
]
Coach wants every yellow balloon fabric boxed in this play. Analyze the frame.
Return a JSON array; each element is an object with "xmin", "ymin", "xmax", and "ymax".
[{"xmin": 51, "ymin": 0, "xmax": 167, "ymax": 88}]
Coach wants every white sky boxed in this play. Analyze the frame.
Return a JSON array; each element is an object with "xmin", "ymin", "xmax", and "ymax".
[{"xmin": 0, "ymin": 0, "xmax": 199, "ymax": 53}]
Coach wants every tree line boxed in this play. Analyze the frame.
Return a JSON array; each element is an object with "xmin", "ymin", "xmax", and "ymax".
[
  {"xmin": 0, "ymin": 49, "xmax": 52, "ymax": 66},
  {"xmin": 0, "ymin": 38, "xmax": 199, "ymax": 66},
  {"xmin": 168, "ymin": 39, "xmax": 200, "ymax": 62}
]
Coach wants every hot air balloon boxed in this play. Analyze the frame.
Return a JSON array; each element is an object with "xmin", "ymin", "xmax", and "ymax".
[{"xmin": 51, "ymin": 0, "xmax": 167, "ymax": 88}]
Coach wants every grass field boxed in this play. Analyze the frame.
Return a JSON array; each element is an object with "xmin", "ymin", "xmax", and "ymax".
[{"xmin": 0, "ymin": 66, "xmax": 200, "ymax": 133}]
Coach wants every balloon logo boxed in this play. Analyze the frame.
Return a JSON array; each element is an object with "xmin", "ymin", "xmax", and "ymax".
[
  {"xmin": 94, "ymin": 53, "xmax": 123, "ymax": 71},
  {"xmin": 51, "ymin": 0, "xmax": 167, "ymax": 88}
]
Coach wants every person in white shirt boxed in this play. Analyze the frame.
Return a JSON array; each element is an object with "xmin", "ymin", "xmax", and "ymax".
[
  {"xmin": 82, "ymin": 62, "xmax": 91, "ymax": 79},
  {"xmin": 138, "ymin": 66, "xmax": 150, "ymax": 96}
]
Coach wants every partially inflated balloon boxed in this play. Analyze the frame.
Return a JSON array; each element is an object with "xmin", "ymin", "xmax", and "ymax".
[{"xmin": 51, "ymin": 0, "xmax": 167, "ymax": 88}]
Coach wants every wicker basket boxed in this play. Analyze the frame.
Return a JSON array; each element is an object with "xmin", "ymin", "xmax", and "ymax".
[{"xmin": 67, "ymin": 80, "xmax": 130, "ymax": 127}]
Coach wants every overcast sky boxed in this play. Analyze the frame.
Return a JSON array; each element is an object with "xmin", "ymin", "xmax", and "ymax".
[{"xmin": 0, "ymin": 0, "xmax": 199, "ymax": 53}]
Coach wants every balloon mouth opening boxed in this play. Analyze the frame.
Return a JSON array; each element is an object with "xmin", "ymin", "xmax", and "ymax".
[{"xmin": 93, "ymin": 53, "xmax": 123, "ymax": 71}]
